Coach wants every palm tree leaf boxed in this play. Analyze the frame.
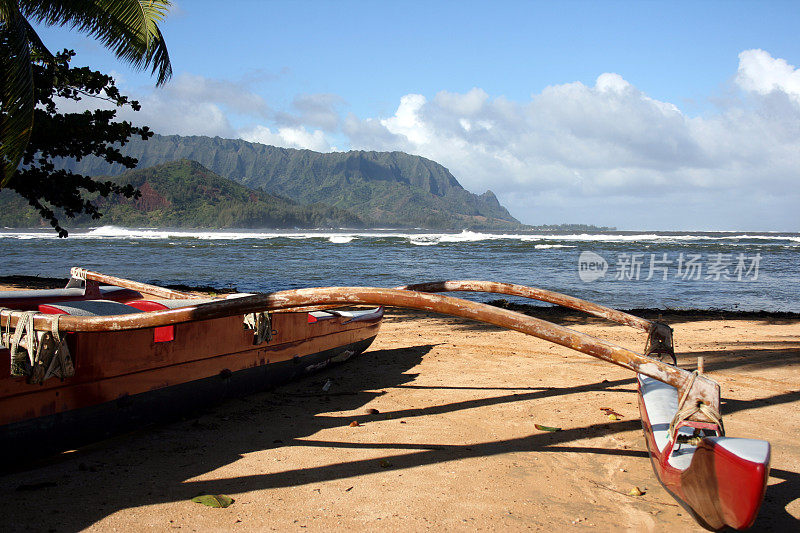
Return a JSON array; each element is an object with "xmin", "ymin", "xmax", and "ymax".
[
  {"xmin": 20, "ymin": 10, "xmax": 53, "ymax": 59},
  {"xmin": 19, "ymin": 0, "xmax": 172, "ymax": 85},
  {"xmin": 144, "ymin": 25, "xmax": 172, "ymax": 84},
  {"xmin": 0, "ymin": 5, "xmax": 34, "ymax": 187}
]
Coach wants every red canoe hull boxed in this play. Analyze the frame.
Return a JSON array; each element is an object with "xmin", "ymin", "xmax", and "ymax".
[
  {"xmin": 0, "ymin": 305, "xmax": 382, "ymax": 462},
  {"xmin": 638, "ymin": 376, "xmax": 770, "ymax": 530}
]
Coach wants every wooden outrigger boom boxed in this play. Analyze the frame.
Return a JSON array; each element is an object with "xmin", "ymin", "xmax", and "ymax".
[
  {"xmin": 69, "ymin": 267, "xmax": 197, "ymax": 300},
  {"xmin": 0, "ymin": 270, "xmax": 769, "ymax": 529},
  {"xmin": 399, "ymin": 280, "xmax": 654, "ymax": 331},
  {"xmin": 1, "ymin": 280, "xmax": 719, "ymax": 410}
]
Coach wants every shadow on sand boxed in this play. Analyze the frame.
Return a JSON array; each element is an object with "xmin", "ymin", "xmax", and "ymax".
[{"xmin": 1, "ymin": 340, "xmax": 797, "ymax": 531}]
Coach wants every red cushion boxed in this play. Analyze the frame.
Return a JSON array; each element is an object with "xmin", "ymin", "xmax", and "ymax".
[
  {"xmin": 38, "ymin": 305, "xmax": 69, "ymax": 315},
  {"xmin": 108, "ymin": 300, "xmax": 174, "ymax": 343}
]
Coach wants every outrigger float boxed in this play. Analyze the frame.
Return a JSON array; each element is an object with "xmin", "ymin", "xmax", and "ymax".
[{"xmin": 0, "ymin": 269, "xmax": 769, "ymax": 530}]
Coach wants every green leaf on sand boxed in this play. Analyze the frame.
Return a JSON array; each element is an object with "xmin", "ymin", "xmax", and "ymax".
[
  {"xmin": 534, "ymin": 424, "xmax": 561, "ymax": 432},
  {"xmin": 191, "ymin": 494, "xmax": 234, "ymax": 508}
]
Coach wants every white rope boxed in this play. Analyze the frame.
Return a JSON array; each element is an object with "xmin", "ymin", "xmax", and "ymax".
[
  {"xmin": 43, "ymin": 315, "xmax": 74, "ymax": 381},
  {"xmin": 3, "ymin": 311, "xmax": 74, "ymax": 383},
  {"xmin": 668, "ymin": 371, "xmax": 725, "ymax": 442},
  {"xmin": 8, "ymin": 311, "xmax": 38, "ymax": 378},
  {"xmin": 70, "ymin": 267, "xmax": 88, "ymax": 280},
  {"xmin": 0, "ymin": 307, "xmax": 12, "ymax": 347},
  {"xmin": 244, "ymin": 311, "xmax": 272, "ymax": 344}
]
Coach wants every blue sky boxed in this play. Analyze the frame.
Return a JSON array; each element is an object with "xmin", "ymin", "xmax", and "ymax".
[{"xmin": 35, "ymin": 0, "xmax": 800, "ymax": 230}]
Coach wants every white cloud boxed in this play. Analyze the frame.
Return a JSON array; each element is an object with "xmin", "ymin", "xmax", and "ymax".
[
  {"xmin": 595, "ymin": 72, "xmax": 631, "ymax": 94},
  {"xmin": 129, "ymin": 96, "xmax": 235, "ymax": 138},
  {"xmin": 51, "ymin": 73, "xmax": 241, "ymax": 137},
  {"xmin": 239, "ymin": 125, "xmax": 331, "ymax": 152},
  {"xmin": 380, "ymin": 94, "xmax": 432, "ymax": 145},
  {"xmin": 342, "ymin": 114, "xmax": 411, "ymax": 151},
  {"xmin": 277, "ymin": 93, "xmax": 344, "ymax": 130},
  {"xmin": 167, "ymin": 74, "xmax": 270, "ymax": 117},
  {"xmin": 54, "ymin": 51, "xmax": 800, "ymax": 229},
  {"xmin": 338, "ymin": 57, "xmax": 800, "ymax": 229},
  {"xmin": 736, "ymin": 49, "xmax": 800, "ymax": 101},
  {"xmin": 351, "ymin": 75, "xmax": 708, "ymax": 192},
  {"xmin": 102, "ymin": 72, "xmax": 273, "ymax": 137}
]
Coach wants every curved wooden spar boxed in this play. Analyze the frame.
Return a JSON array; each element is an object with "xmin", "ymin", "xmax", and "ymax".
[
  {"xmin": 399, "ymin": 280, "xmax": 675, "ymax": 363},
  {"xmin": 70, "ymin": 268, "xmax": 333, "ymax": 313},
  {"xmin": 0, "ymin": 285, "xmax": 718, "ymax": 409},
  {"xmin": 70, "ymin": 267, "xmax": 194, "ymax": 300},
  {"xmin": 75, "ymin": 269, "xmax": 653, "ymax": 330},
  {"xmin": 398, "ymin": 280, "xmax": 653, "ymax": 332}
]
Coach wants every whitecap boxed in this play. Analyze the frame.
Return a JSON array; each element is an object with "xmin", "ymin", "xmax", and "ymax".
[
  {"xmin": 409, "ymin": 236, "xmax": 439, "ymax": 246},
  {"xmin": 1, "ymin": 226, "xmax": 797, "ymax": 245}
]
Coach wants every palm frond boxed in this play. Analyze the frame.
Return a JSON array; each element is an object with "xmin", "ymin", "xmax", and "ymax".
[
  {"xmin": 19, "ymin": 0, "xmax": 173, "ymax": 85},
  {"xmin": 0, "ymin": 5, "xmax": 34, "ymax": 186},
  {"xmin": 144, "ymin": 25, "xmax": 172, "ymax": 84}
]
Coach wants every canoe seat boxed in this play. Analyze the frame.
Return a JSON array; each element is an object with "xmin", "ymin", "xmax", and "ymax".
[
  {"xmin": 38, "ymin": 300, "xmax": 140, "ymax": 316},
  {"xmin": 638, "ymin": 375, "xmax": 696, "ymax": 469},
  {"xmin": 0, "ymin": 288, "xmax": 85, "ymax": 300},
  {"xmin": 39, "ymin": 300, "xmax": 177, "ymax": 343},
  {"xmin": 2, "ymin": 301, "xmax": 140, "ymax": 350},
  {"xmin": 0, "ymin": 286, "xmax": 142, "ymax": 311},
  {"xmin": 130, "ymin": 298, "xmax": 217, "ymax": 309}
]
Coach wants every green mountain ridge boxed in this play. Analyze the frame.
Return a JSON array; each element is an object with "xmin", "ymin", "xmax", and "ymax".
[
  {"xmin": 55, "ymin": 134, "xmax": 522, "ymax": 229},
  {"xmin": 0, "ymin": 159, "xmax": 364, "ymax": 230}
]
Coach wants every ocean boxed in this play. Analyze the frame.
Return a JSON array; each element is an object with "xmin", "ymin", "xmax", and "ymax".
[{"xmin": 1, "ymin": 227, "xmax": 798, "ymax": 312}]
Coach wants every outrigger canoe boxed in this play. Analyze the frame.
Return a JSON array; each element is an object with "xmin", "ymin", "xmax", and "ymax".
[
  {"xmin": 0, "ymin": 270, "xmax": 769, "ymax": 529},
  {"xmin": 0, "ymin": 268, "xmax": 383, "ymax": 459}
]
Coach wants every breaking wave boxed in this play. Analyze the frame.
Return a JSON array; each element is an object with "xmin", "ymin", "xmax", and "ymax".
[{"xmin": 0, "ymin": 226, "xmax": 797, "ymax": 246}]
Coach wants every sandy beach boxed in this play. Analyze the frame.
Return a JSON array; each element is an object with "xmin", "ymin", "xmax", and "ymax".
[
  {"xmin": 2, "ymin": 2, "xmax": 799, "ymax": 529},
  {"xmin": 0, "ymin": 282, "xmax": 798, "ymax": 532}
]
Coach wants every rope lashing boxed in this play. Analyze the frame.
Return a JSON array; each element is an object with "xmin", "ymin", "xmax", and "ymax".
[
  {"xmin": 44, "ymin": 315, "xmax": 74, "ymax": 381},
  {"xmin": 1, "ymin": 307, "xmax": 12, "ymax": 347},
  {"xmin": 2, "ymin": 309, "xmax": 74, "ymax": 383},
  {"xmin": 70, "ymin": 267, "xmax": 88, "ymax": 280},
  {"xmin": 645, "ymin": 321, "xmax": 676, "ymax": 365},
  {"xmin": 8, "ymin": 311, "xmax": 39, "ymax": 378},
  {"xmin": 244, "ymin": 311, "xmax": 272, "ymax": 344},
  {"xmin": 668, "ymin": 370, "xmax": 725, "ymax": 443}
]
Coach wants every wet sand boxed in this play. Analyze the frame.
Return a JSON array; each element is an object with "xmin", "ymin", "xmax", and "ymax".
[{"xmin": 0, "ymin": 282, "xmax": 798, "ymax": 531}]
